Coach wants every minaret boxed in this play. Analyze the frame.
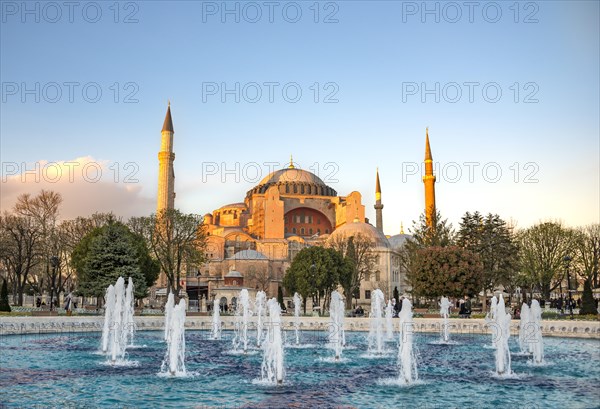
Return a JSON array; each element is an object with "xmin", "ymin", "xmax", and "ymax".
[
  {"xmin": 374, "ymin": 168, "xmax": 384, "ymax": 233},
  {"xmin": 157, "ymin": 103, "xmax": 175, "ymax": 214},
  {"xmin": 422, "ymin": 127, "xmax": 436, "ymax": 228}
]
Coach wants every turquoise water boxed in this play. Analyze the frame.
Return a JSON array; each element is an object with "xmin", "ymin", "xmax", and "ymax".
[{"xmin": 1, "ymin": 330, "xmax": 599, "ymax": 408}]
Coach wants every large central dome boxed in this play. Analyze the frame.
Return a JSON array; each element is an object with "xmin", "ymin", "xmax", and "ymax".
[
  {"xmin": 258, "ymin": 167, "xmax": 326, "ymax": 186},
  {"xmin": 246, "ymin": 162, "xmax": 337, "ymax": 197}
]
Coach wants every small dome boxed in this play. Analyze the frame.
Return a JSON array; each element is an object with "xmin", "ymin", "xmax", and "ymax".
[
  {"xmin": 227, "ymin": 249, "xmax": 268, "ymax": 260},
  {"xmin": 387, "ymin": 234, "xmax": 412, "ymax": 250},
  {"xmin": 225, "ymin": 270, "xmax": 243, "ymax": 278},
  {"xmin": 327, "ymin": 221, "xmax": 391, "ymax": 249}
]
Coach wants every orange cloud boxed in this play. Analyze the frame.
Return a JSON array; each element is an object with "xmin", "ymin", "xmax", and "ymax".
[{"xmin": 1, "ymin": 156, "xmax": 154, "ymax": 219}]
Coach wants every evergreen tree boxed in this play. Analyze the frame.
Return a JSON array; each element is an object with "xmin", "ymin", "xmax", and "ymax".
[
  {"xmin": 0, "ymin": 279, "xmax": 11, "ymax": 312},
  {"xmin": 277, "ymin": 285, "xmax": 285, "ymax": 310},
  {"xmin": 457, "ymin": 212, "xmax": 519, "ymax": 309},
  {"xmin": 73, "ymin": 222, "xmax": 150, "ymax": 300},
  {"xmin": 580, "ymin": 279, "xmax": 596, "ymax": 315},
  {"xmin": 407, "ymin": 246, "xmax": 483, "ymax": 299}
]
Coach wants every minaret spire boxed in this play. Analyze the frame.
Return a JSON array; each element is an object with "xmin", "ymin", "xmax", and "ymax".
[
  {"xmin": 374, "ymin": 168, "xmax": 384, "ymax": 233},
  {"xmin": 422, "ymin": 127, "xmax": 436, "ymax": 229},
  {"xmin": 289, "ymin": 154, "xmax": 295, "ymax": 169},
  {"xmin": 157, "ymin": 103, "xmax": 176, "ymax": 214}
]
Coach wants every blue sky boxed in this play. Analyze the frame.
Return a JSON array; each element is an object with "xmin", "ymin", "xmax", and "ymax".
[{"xmin": 1, "ymin": 0, "xmax": 598, "ymax": 233}]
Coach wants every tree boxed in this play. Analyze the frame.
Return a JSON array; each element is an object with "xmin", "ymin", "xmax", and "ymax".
[
  {"xmin": 245, "ymin": 265, "xmax": 272, "ymax": 292},
  {"xmin": 73, "ymin": 222, "xmax": 150, "ymax": 300},
  {"xmin": 409, "ymin": 210, "xmax": 455, "ymax": 247},
  {"xmin": 283, "ymin": 246, "xmax": 343, "ymax": 313},
  {"xmin": 398, "ymin": 211, "xmax": 454, "ymax": 300},
  {"xmin": 579, "ymin": 279, "xmax": 596, "ymax": 315},
  {"xmin": 0, "ymin": 213, "xmax": 42, "ymax": 305},
  {"xmin": 518, "ymin": 222, "xmax": 578, "ymax": 300},
  {"xmin": 407, "ymin": 246, "xmax": 483, "ymax": 299},
  {"xmin": 130, "ymin": 209, "xmax": 207, "ymax": 301},
  {"xmin": 13, "ymin": 190, "xmax": 63, "ymax": 308},
  {"xmin": 575, "ymin": 224, "xmax": 600, "ymax": 288},
  {"xmin": 0, "ymin": 279, "xmax": 11, "ymax": 312},
  {"xmin": 457, "ymin": 212, "xmax": 519, "ymax": 311},
  {"xmin": 277, "ymin": 285, "xmax": 285, "ymax": 310},
  {"xmin": 328, "ymin": 234, "xmax": 377, "ymax": 309}
]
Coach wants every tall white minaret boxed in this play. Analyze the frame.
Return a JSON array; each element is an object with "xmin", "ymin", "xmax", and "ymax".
[{"xmin": 157, "ymin": 103, "xmax": 175, "ymax": 213}]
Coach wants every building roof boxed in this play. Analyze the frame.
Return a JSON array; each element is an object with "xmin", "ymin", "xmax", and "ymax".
[
  {"xmin": 387, "ymin": 234, "xmax": 412, "ymax": 249},
  {"xmin": 226, "ymin": 249, "xmax": 268, "ymax": 260},
  {"xmin": 258, "ymin": 167, "xmax": 327, "ymax": 186},
  {"xmin": 225, "ymin": 270, "xmax": 243, "ymax": 278},
  {"xmin": 162, "ymin": 103, "xmax": 174, "ymax": 133},
  {"xmin": 327, "ymin": 220, "xmax": 391, "ymax": 249},
  {"xmin": 218, "ymin": 202, "xmax": 247, "ymax": 210}
]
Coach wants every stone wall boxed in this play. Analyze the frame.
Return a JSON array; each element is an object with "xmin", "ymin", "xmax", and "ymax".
[{"xmin": 1, "ymin": 316, "xmax": 598, "ymax": 338}]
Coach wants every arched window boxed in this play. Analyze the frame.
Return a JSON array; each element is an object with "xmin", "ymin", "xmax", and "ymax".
[
  {"xmin": 309, "ymin": 228, "xmax": 313, "ymax": 235},
  {"xmin": 292, "ymin": 227, "xmax": 297, "ymax": 234},
  {"xmin": 300, "ymin": 228, "xmax": 305, "ymax": 235}
]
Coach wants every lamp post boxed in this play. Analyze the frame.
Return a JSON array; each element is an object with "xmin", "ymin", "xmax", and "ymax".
[
  {"xmin": 49, "ymin": 256, "xmax": 59, "ymax": 311},
  {"xmin": 563, "ymin": 255, "xmax": 574, "ymax": 320},
  {"xmin": 196, "ymin": 270, "xmax": 201, "ymax": 312}
]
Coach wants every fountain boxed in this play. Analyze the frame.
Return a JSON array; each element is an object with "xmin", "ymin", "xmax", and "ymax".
[
  {"xmin": 486, "ymin": 295, "xmax": 498, "ymax": 348},
  {"xmin": 293, "ymin": 292, "xmax": 302, "ymax": 345},
  {"xmin": 100, "ymin": 277, "xmax": 132, "ymax": 363},
  {"xmin": 529, "ymin": 299, "xmax": 544, "ymax": 364},
  {"xmin": 494, "ymin": 294, "xmax": 512, "ymax": 376},
  {"xmin": 368, "ymin": 289, "xmax": 385, "ymax": 354},
  {"xmin": 397, "ymin": 298, "xmax": 418, "ymax": 384},
  {"xmin": 101, "ymin": 284, "xmax": 115, "ymax": 354},
  {"xmin": 124, "ymin": 277, "xmax": 135, "ymax": 346},
  {"xmin": 518, "ymin": 302, "xmax": 531, "ymax": 354},
  {"xmin": 164, "ymin": 292, "xmax": 174, "ymax": 341},
  {"xmin": 162, "ymin": 298, "xmax": 187, "ymax": 376},
  {"xmin": 109, "ymin": 277, "xmax": 126, "ymax": 363},
  {"xmin": 255, "ymin": 291, "xmax": 266, "ymax": 347},
  {"xmin": 233, "ymin": 289, "xmax": 251, "ymax": 353},
  {"xmin": 211, "ymin": 298, "xmax": 221, "ymax": 340},
  {"xmin": 261, "ymin": 297, "xmax": 284, "ymax": 384},
  {"xmin": 385, "ymin": 299, "xmax": 394, "ymax": 341},
  {"xmin": 328, "ymin": 291, "xmax": 345, "ymax": 360},
  {"xmin": 439, "ymin": 296, "xmax": 451, "ymax": 343}
]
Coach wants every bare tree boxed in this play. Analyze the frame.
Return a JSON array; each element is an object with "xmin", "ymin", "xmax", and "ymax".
[
  {"xmin": 0, "ymin": 213, "xmax": 42, "ymax": 305},
  {"xmin": 245, "ymin": 265, "xmax": 272, "ymax": 292},
  {"xmin": 131, "ymin": 209, "xmax": 207, "ymax": 302},
  {"xmin": 327, "ymin": 233, "xmax": 377, "ymax": 309},
  {"xmin": 575, "ymin": 224, "xmax": 600, "ymax": 287}
]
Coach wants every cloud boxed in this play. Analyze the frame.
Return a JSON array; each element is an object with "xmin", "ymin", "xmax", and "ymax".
[{"xmin": 1, "ymin": 156, "xmax": 154, "ymax": 220}]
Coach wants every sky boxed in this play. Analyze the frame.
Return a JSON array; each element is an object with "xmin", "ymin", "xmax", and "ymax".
[{"xmin": 1, "ymin": 0, "xmax": 599, "ymax": 234}]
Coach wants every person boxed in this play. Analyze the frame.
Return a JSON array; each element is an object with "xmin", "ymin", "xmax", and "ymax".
[
  {"xmin": 64, "ymin": 292, "xmax": 73, "ymax": 316},
  {"xmin": 464, "ymin": 295, "xmax": 472, "ymax": 318},
  {"xmin": 36, "ymin": 297, "xmax": 41, "ymax": 308},
  {"xmin": 458, "ymin": 298, "xmax": 465, "ymax": 317}
]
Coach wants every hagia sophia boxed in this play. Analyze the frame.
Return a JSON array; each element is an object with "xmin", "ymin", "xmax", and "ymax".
[{"xmin": 154, "ymin": 104, "xmax": 437, "ymax": 311}]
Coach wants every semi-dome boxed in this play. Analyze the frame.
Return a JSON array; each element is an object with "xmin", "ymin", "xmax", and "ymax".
[
  {"xmin": 246, "ymin": 163, "xmax": 337, "ymax": 198},
  {"xmin": 327, "ymin": 220, "xmax": 391, "ymax": 249},
  {"xmin": 226, "ymin": 249, "xmax": 268, "ymax": 260}
]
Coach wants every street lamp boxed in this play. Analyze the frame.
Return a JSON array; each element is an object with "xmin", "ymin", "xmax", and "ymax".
[
  {"xmin": 196, "ymin": 270, "xmax": 201, "ymax": 312},
  {"xmin": 49, "ymin": 256, "xmax": 59, "ymax": 311},
  {"xmin": 563, "ymin": 255, "xmax": 574, "ymax": 320}
]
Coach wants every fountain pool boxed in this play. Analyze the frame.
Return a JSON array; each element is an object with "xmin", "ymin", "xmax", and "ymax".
[{"xmin": 0, "ymin": 330, "xmax": 598, "ymax": 408}]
